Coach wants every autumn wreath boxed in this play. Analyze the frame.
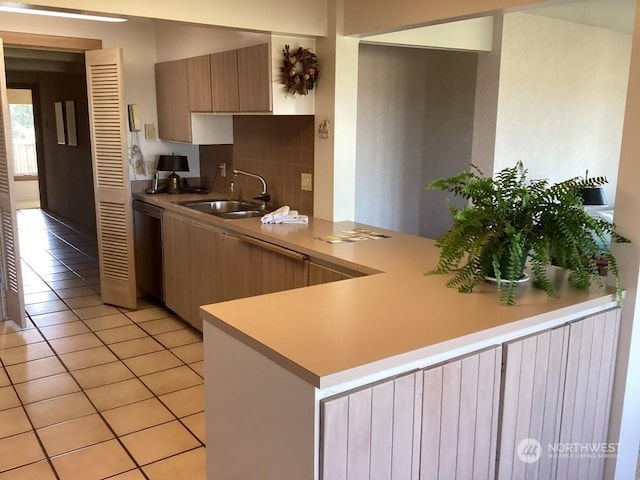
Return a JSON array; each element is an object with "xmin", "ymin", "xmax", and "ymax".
[{"xmin": 280, "ymin": 44, "xmax": 319, "ymax": 96}]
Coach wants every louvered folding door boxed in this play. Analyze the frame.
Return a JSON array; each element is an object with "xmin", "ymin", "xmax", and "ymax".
[
  {"xmin": 0, "ymin": 38, "xmax": 26, "ymax": 327},
  {"xmin": 85, "ymin": 49, "xmax": 137, "ymax": 309}
]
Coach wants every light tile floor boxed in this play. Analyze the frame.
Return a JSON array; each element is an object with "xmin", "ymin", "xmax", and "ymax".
[{"xmin": 0, "ymin": 209, "xmax": 205, "ymax": 480}]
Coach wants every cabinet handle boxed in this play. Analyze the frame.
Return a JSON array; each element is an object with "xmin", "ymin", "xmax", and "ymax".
[{"xmin": 233, "ymin": 233, "xmax": 308, "ymax": 262}]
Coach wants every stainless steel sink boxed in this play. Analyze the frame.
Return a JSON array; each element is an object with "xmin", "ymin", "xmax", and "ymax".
[{"xmin": 176, "ymin": 199, "xmax": 267, "ymax": 219}]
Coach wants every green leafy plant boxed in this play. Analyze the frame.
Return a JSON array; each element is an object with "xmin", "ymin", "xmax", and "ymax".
[{"xmin": 426, "ymin": 161, "xmax": 629, "ymax": 305}]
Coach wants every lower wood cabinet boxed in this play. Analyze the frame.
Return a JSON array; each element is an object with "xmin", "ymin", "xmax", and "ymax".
[
  {"xmin": 163, "ymin": 212, "xmax": 308, "ymax": 330},
  {"xmin": 498, "ymin": 308, "xmax": 620, "ymax": 480},
  {"xmin": 320, "ymin": 309, "xmax": 620, "ymax": 480},
  {"xmin": 308, "ymin": 262, "xmax": 354, "ymax": 286},
  {"xmin": 321, "ymin": 347, "xmax": 502, "ymax": 480}
]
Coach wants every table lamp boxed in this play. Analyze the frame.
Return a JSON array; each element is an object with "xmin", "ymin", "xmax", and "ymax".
[
  {"xmin": 157, "ymin": 154, "xmax": 189, "ymax": 194},
  {"xmin": 579, "ymin": 170, "xmax": 607, "ymax": 206}
]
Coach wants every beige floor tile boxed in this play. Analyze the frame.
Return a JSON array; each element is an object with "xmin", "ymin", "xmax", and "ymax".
[
  {"xmin": 182, "ymin": 411, "xmax": 205, "ymax": 443},
  {"xmin": 24, "ymin": 290, "xmax": 59, "ymax": 305},
  {"xmin": 56, "ymin": 286, "xmax": 96, "ymax": 299},
  {"xmin": 63, "ymin": 294, "xmax": 103, "ymax": 309},
  {"xmin": 6, "ymin": 356, "xmax": 66, "ymax": 384},
  {"xmin": 123, "ymin": 350, "xmax": 183, "ymax": 377},
  {"xmin": 38, "ymin": 413, "xmax": 114, "ymax": 457},
  {"xmin": 106, "ymin": 469, "xmax": 147, "ymax": 480},
  {"xmin": 0, "ymin": 386, "xmax": 20, "ymax": 411},
  {"xmin": 73, "ymin": 304, "xmax": 120, "ymax": 320},
  {"xmin": 121, "ymin": 420, "xmax": 200, "ymax": 466},
  {"xmin": 190, "ymin": 361, "xmax": 205, "ymax": 377},
  {"xmin": 0, "ymin": 341, "xmax": 54, "ymax": 366},
  {"xmin": 0, "ymin": 329, "xmax": 44, "ymax": 349},
  {"xmin": 25, "ymin": 300, "xmax": 68, "ymax": 316},
  {"xmin": 14, "ymin": 372, "xmax": 81, "ymax": 404},
  {"xmin": 0, "ymin": 460, "xmax": 56, "ymax": 480},
  {"xmin": 159, "ymin": 384, "xmax": 204, "ymax": 418},
  {"xmin": 109, "ymin": 337, "xmax": 164, "ymax": 360},
  {"xmin": 49, "ymin": 332, "xmax": 102, "ymax": 355},
  {"xmin": 0, "ymin": 406, "xmax": 32, "ymax": 438},
  {"xmin": 39, "ymin": 321, "xmax": 90, "ymax": 340},
  {"xmin": 95, "ymin": 324, "xmax": 148, "ymax": 344},
  {"xmin": 138, "ymin": 317, "xmax": 188, "ymax": 335},
  {"xmin": 59, "ymin": 346, "xmax": 118, "ymax": 371},
  {"xmin": 25, "ymin": 392, "xmax": 96, "ymax": 428},
  {"xmin": 30, "ymin": 310, "xmax": 79, "ymax": 327},
  {"xmin": 22, "ymin": 283, "xmax": 51, "ymax": 294},
  {"xmin": 72, "ymin": 362, "xmax": 134, "ymax": 390},
  {"xmin": 154, "ymin": 329, "xmax": 202, "ymax": 349},
  {"xmin": 83, "ymin": 313, "xmax": 133, "ymax": 332},
  {"xmin": 102, "ymin": 398, "xmax": 174, "ymax": 436},
  {"xmin": 51, "ymin": 439, "xmax": 135, "ymax": 480},
  {"xmin": 140, "ymin": 365, "xmax": 203, "ymax": 396},
  {"xmin": 0, "ymin": 431, "xmax": 45, "ymax": 472},
  {"xmin": 0, "ymin": 369, "xmax": 8, "ymax": 387},
  {"xmin": 125, "ymin": 307, "xmax": 172, "ymax": 324},
  {"xmin": 170, "ymin": 342, "xmax": 203, "ymax": 364},
  {"xmin": 142, "ymin": 446, "xmax": 206, "ymax": 480},
  {"xmin": 48, "ymin": 278, "xmax": 87, "ymax": 290},
  {"xmin": 85, "ymin": 378, "xmax": 153, "ymax": 411},
  {"xmin": 0, "ymin": 319, "xmax": 35, "ymax": 335}
]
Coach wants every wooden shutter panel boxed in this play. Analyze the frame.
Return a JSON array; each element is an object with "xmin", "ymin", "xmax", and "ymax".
[
  {"xmin": 85, "ymin": 48, "xmax": 137, "ymax": 309},
  {"xmin": 0, "ymin": 38, "xmax": 26, "ymax": 328}
]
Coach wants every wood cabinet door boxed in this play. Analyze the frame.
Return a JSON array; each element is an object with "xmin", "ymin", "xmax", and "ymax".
[
  {"xmin": 210, "ymin": 50, "xmax": 239, "ymax": 112},
  {"xmin": 187, "ymin": 55, "xmax": 212, "ymax": 112},
  {"xmin": 237, "ymin": 43, "xmax": 271, "ymax": 112},
  {"xmin": 155, "ymin": 59, "xmax": 190, "ymax": 142},
  {"xmin": 154, "ymin": 61, "xmax": 173, "ymax": 142},
  {"xmin": 556, "ymin": 309, "xmax": 620, "ymax": 480},
  {"xmin": 498, "ymin": 325, "xmax": 569, "ymax": 480},
  {"xmin": 162, "ymin": 212, "xmax": 192, "ymax": 322},
  {"xmin": 420, "ymin": 346, "xmax": 502, "ymax": 480},
  {"xmin": 321, "ymin": 371, "xmax": 423, "ymax": 480}
]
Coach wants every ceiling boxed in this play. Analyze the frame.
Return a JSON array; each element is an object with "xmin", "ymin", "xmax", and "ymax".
[{"xmin": 525, "ymin": 0, "xmax": 636, "ymax": 34}]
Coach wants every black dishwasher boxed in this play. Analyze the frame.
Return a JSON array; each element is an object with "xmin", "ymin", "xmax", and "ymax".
[{"xmin": 132, "ymin": 199, "xmax": 164, "ymax": 302}]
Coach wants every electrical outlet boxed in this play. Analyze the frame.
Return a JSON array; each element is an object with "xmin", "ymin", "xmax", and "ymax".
[
  {"xmin": 220, "ymin": 163, "xmax": 227, "ymax": 178},
  {"xmin": 301, "ymin": 173, "xmax": 313, "ymax": 191},
  {"xmin": 144, "ymin": 124, "xmax": 156, "ymax": 139}
]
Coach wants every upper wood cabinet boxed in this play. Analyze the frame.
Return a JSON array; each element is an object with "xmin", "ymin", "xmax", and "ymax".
[
  {"xmin": 187, "ymin": 55, "xmax": 213, "ymax": 112},
  {"xmin": 237, "ymin": 43, "xmax": 272, "ymax": 112},
  {"xmin": 155, "ymin": 36, "xmax": 315, "ymax": 122},
  {"xmin": 210, "ymin": 50, "xmax": 240, "ymax": 112},
  {"xmin": 154, "ymin": 59, "xmax": 191, "ymax": 143}
]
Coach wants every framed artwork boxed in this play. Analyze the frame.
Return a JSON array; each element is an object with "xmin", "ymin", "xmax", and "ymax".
[
  {"xmin": 54, "ymin": 101, "xmax": 65, "ymax": 145},
  {"xmin": 65, "ymin": 100, "xmax": 77, "ymax": 146}
]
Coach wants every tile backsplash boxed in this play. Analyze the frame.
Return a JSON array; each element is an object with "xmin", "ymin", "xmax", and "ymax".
[{"xmin": 201, "ymin": 115, "xmax": 314, "ymax": 215}]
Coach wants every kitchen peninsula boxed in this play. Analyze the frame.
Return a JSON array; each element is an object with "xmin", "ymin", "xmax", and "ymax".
[{"xmin": 137, "ymin": 193, "xmax": 620, "ymax": 480}]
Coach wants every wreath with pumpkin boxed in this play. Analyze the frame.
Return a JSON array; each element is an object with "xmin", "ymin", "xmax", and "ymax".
[{"xmin": 280, "ymin": 44, "xmax": 319, "ymax": 96}]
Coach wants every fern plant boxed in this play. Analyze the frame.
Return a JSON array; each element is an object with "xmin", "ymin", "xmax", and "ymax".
[{"xmin": 426, "ymin": 161, "xmax": 629, "ymax": 305}]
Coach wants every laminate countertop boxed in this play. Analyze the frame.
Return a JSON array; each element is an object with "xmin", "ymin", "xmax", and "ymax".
[{"xmin": 136, "ymin": 193, "xmax": 618, "ymax": 391}]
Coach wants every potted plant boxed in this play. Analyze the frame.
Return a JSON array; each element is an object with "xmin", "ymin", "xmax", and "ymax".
[{"xmin": 426, "ymin": 161, "xmax": 629, "ymax": 305}]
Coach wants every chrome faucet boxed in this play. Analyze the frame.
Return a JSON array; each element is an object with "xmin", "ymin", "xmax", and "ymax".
[{"xmin": 233, "ymin": 169, "xmax": 270, "ymax": 208}]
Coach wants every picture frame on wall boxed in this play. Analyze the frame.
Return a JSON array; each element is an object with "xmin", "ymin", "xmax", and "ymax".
[
  {"xmin": 65, "ymin": 100, "xmax": 77, "ymax": 147},
  {"xmin": 54, "ymin": 101, "xmax": 65, "ymax": 145}
]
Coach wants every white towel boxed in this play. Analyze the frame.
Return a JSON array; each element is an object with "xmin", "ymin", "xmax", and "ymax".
[
  {"xmin": 279, "ymin": 214, "xmax": 308, "ymax": 225},
  {"xmin": 261, "ymin": 206, "xmax": 290, "ymax": 224}
]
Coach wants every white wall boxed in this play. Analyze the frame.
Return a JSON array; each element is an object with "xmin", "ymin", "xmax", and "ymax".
[
  {"xmin": 355, "ymin": 44, "xmax": 478, "ymax": 238},
  {"xmin": 493, "ymin": 13, "xmax": 632, "ymax": 205}
]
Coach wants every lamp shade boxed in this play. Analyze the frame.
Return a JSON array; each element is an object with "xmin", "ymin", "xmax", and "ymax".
[
  {"xmin": 157, "ymin": 154, "xmax": 189, "ymax": 173},
  {"xmin": 580, "ymin": 187, "xmax": 607, "ymax": 206}
]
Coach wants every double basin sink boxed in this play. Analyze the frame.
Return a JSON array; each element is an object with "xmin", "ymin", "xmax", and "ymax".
[{"xmin": 176, "ymin": 199, "xmax": 267, "ymax": 220}]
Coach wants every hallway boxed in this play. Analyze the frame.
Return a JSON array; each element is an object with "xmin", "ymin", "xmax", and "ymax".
[{"xmin": 0, "ymin": 209, "xmax": 205, "ymax": 479}]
